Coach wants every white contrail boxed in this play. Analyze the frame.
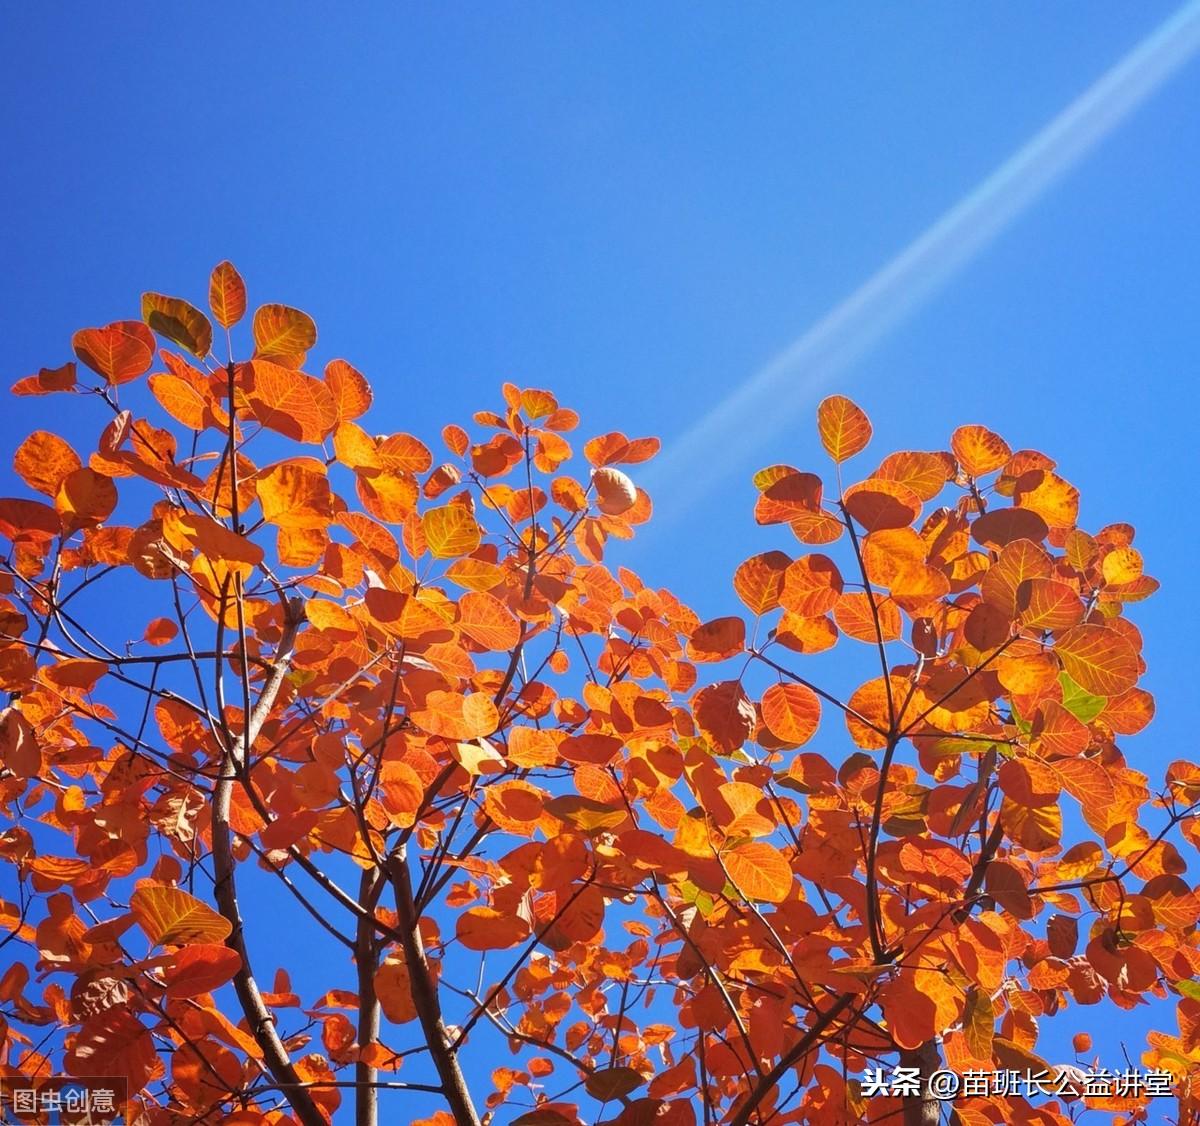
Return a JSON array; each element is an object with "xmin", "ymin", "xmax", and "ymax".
[{"xmin": 644, "ymin": 1, "xmax": 1200, "ymax": 523}]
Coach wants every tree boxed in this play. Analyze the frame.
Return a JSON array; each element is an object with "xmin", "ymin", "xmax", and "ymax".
[{"xmin": 0, "ymin": 264, "xmax": 1194, "ymax": 1126}]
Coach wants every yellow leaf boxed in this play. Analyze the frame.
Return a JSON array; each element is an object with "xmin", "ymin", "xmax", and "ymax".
[
  {"xmin": 130, "ymin": 886, "xmax": 232, "ymax": 946},
  {"xmin": 422, "ymin": 504, "xmax": 481, "ymax": 559}
]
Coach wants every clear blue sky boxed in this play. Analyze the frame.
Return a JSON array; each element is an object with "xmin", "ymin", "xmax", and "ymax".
[{"xmin": 3, "ymin": 2, "xmax": 1199, "ymax": 1118}]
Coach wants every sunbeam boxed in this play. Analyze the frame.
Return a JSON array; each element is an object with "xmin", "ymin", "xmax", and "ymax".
[{"xmin": 643, "ymin": 1, "xmax": 1200, "ymax": 525}]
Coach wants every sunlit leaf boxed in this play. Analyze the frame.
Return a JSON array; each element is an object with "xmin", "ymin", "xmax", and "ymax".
[
  {"xmin": 130, "ymin": 886, "xmax": 232, "ymax": 946},
  {"xmin": 760, "ymin": 682, "xmax": 820, "ymax": 746},
  {"xmin": 732, "ymin": 551, "xmax": 790, "ymax": 616},
  {"xmin": 423, "ymin": 504, "xmax": 481, "ymax": 559},
  {"xmin": 722, "ymin": 841, "xmax": 792, "ymax": 903},
  {"xmin": 1056, "ymin": 624, "xmax": 1139, "ymax": 697},
  {"xmin": 209, "ymin": 260, "xmax": 247, "ymax": 329},
  {"xmin": 142, "ymin": 292, "xmax": 213, "ymax": 358},
  {"xmin": 951, "ymin": 424, "xmax": 1010, "ymax": 477},
  {"xmin": 73, "ymin": 321, "xmax": 156, "ymax": 385},
  {"xmin": 817, "ymin": 395, "xmax": 872, "ymax": 463},
  {"xmin": 252, "ymin": 303, "xmax": 317, "ymax": 360}
]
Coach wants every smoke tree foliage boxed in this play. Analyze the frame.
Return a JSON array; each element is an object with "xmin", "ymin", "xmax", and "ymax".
[{"xmin": 0, "ymin": 264, "xmax": 1195, "ymax": 1126}]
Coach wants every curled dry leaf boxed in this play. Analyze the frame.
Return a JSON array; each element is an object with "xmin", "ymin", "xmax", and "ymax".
[{"xmin": 592, "ymin": 466, "xmax": 638, "ymax": 516}]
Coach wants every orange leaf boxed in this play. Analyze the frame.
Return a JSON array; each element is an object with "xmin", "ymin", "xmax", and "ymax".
[
  {"xmin": 1100, "ymin": 687, "xmax": 1154, "ymax": 735},
  {"xmin": 163, "ymin": 943, "xmax": 241, "ymax": 998},
  {"xmin": 779, "ymin": 554, "xmax": 843, "ymax": 616},
  {"xmin": 452, "ymin": 738, "xmax": 506, "ymax": 775},
  {"xmin": 951, "ymin": 424, "xmax": 1011, "ymax": 477},
  {"xmin": 73, "ymin": 321, "xmax": 156, "ymax": 385},
  {"xmin": 1013, "ymin": 469, "xmax": 1079, "ymax": 529},
  {"xmin": 754, "ymin": 471, "xmax": 822, "ymax": 525},
  {"xmin": 1017, "ymin": 578, "xmax": 1084, "ymax": 632},
  {"xmin": 584, "ymin": 431, "xmax": 658, "ymax": 467},
  {"xmin": 559, "ymin": 733, "xmax": 622, "ymax": 766},
  {"xmin": 141, "ymin": 292, "xmax": 213, "ymax": 358},
  {"xmin": 1056, "ymin": 624, "xmax": 1139, "ymax": 697},
  {"xmin": 379, "ymin": 433, "xmax": 433, "ymax": 474},
  {"xmin": 715, "ymin": 782, "xmax": 776, "ymax": 838},
  {"xmin": 817, "ymin": 395, "xmax": 872, "ymax": 463},
  {"xmin": 357, "ymin": 470, "xmax": 418, "ymax": 524},
  {"xmin": 760, "ymin": 682, "xmax": 821, "ymax": 746},
  {"xmin": 984, "ymin": 861, "xmax": 1033, "ymax": 918},
  {"xmin": 996, "ymin": 650, "xmax": 1059, "ymax": 696},
  {"xmin": 323, "ymin": 358, "xmax": 373, "ymax": 424},
  {"xmin": 11, "ymin": 362, "xmax": 76, "ymax": 396},
  {"xmin": 457, "ymin": 907, "xmax": 530, "ymax": 951},
  {"xmin": 375, "ymin": 957, "xmax": 417, "ymax": 1023},
  {"xmin": 1032, "ymin": 700, "xmax": 1090, "ymax": 756},
  {"xmin": 970, "ymin": 507, "xmax": 1049, "ymax": 549},
  {"xmin": 13, "ymin": 431, "xmax": 81, "ymax": 497},
  {"xmin": 692, "ymin": 681, "xmax": 755, "ymax": 754},
  {"xmin": 244, "ymin": 359, "xmax": 337, "ymax": 442},
  {"xmin": 998, "ymin": 758, "xmax": 1060, "ymax": 807},
  {"xmin": 0, "ymin": 707, "xmax": 40, "ymax": 779},
  {"xmin": 686, "ymin": 616, "xmax": 745, "ymax": 662},
  {"xmin": 875, "ymin": 450, "xmax": 951, "ymax": 501},
  {"xmin": 722, "ymin": 841, "xmax": 792, "ymax": 903},
  {"xmin": 162, "ymin": 509, "xmax": 264, "ymax": 580},
  {"xmin": 732, "ymin": 551, "xmax": 791, "ymax": 616},
  {"xmin": 880, "ymin": 969, "xmax": 961, "ymax": 1050},
  {"xmin": 1001, "ymin": 797, "xmax": 1062, "ymax": 851},
  {"xmin": 55, "ymin": 469, "xmax": 117, "ymax": 529},
  {"xmin": 444, "ymin": 558, "xmax": 504, "ymax": 592},
  {"xmin": 332, "ymin": 422, "xmax": 381, "ymax": 470},
  {"xmin": 412, "ymin": 690, "xmax": 498, "ymax": 740},
  {"xmin": 980, "ymin": 538, "xmax": 1052, "ymax": 618},
  {"xmin": 148, "ymin": 373, "xmax": 213, "ymax": 431},
  {"xmin": 144, "ymin": 618, "xmax": 178, "ymax": 646},
  {"xmin": 842, "ymin": 478, "xmax": 920, "ymax": 532},
  {"xmin": 861, "ymin": 527, "xmax": 926, "ymax": 585},
  {"xmin": 585, "ymin": 1067, "xmax": 646, "ymax": 1102},
  {"xmin": 43, "ymin": 658, "xmax": 107, "ymax": 692},
  {"xmin": 209, "ymin": 260, "xmax": 247, "ymax": 328},
  {"xmin": 380, "ymin": 760, "xmax": 425, "ymax": 826},
  {"xmin": 130, "ymin": 885, "xmax": 232, "ymax": 946},
  {"xmin": 64, "ymin": 1009, "xmax": 157, "ymax": 1090},
  {"xmin": 458, "ymin": 591, "xmax": 521, "ymax": 651},
  {"xmin": 845, "ymin": 676, "xmax": 905, "ymax": 749},
  {"xmin": 252, "ymin": 303, "xmax": 317, "ymax": 359},
  {"xmin": 833, "ymin": 592, "xmax": 901, "ymax": 643},
  {"xmin": 443, "ymin": 424, "xmax": 469, "ymax": 457},
  {"xmin": 0, "ymin": 497, "xmax": 60, "ymax": 543},
  {"xmin": 485, "ymin": 781, "xmax": 547, "ymax": 835},
  {"xmin": 422, "ymin": 504, "xmax": 482, "ymax": 559},
  {"xmin": 775, "ymin": 612, "xmax": 838, "ymax": 654},
  {"xmin": 257, "ymin": 462, "xmax": 332, "ymax": 528},
  {"xmin": 1051, "ymin": 756, "xmax": 1116, "ymax": 813}
]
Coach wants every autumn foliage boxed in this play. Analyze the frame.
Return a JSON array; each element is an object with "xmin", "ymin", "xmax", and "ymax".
[{"xmin": 0, "ymin": 265, "xmax": 1197, "ymax": 1126}]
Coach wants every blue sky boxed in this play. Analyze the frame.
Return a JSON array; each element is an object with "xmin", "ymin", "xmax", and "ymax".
[{"xmin": 3, "ymin": 2, "xmax": 1200, "ymax": 1119}]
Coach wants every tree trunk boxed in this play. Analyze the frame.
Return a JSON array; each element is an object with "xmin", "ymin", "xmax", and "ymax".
[{"xmin": 900, "ymin": 1040, "xmax": 941, "ymax": 1126}]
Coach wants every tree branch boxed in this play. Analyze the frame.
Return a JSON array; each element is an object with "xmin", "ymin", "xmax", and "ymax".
[
  {"xmin": 386, "ymin": 843, "xmax": 481, "ymax": 1126},
  {"xmin": 727, "ymin": 991, "xmax": 857, "ymax": 1126}
]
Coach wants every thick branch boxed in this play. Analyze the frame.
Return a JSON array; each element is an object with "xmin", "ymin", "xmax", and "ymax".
[
  {"xmin": 356, "ymin": 868, "xmax": 384, "ymax": 1126},
  {"xmin": 387, "ymin": 844, "xmax": 481, "ymax": 1126},
  {"xmin": 900, "ymin": 1039, "xmax": 941, "ymax": 1126},
  {"xmin": 211, "ymin": 606, "xmax": 325, "ymax": 1126}
]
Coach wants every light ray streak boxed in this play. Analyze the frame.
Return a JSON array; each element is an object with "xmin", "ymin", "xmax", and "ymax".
[{"xmin": 644, "ymin": 2, "xmax": 1200, "ymax": 523}]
